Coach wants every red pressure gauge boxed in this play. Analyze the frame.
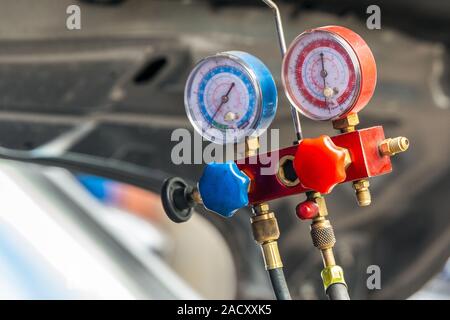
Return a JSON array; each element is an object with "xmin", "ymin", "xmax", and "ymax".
[{"xmin": 282, "ymin": 26, "xmax": 377, "ymax": 121}]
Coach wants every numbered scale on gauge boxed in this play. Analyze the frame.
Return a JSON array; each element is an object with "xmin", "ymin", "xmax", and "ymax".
[
  {"xmin": 185, "ymin": 51, "xmax": 277, "ymax": 144},
  {"xmin": 282, "ymin": 26, "xmax": 377, "ymax": 121}
]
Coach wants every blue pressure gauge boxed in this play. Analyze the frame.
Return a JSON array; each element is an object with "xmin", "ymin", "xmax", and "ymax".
[{"xmin": 184, "ymin": 51, "xmax": 277, "ymax": 144}]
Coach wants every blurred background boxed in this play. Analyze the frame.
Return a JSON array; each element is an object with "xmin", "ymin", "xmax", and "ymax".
[{"xmin": 0, "ymin": 0, "xmax": 448, "ymax": 299}]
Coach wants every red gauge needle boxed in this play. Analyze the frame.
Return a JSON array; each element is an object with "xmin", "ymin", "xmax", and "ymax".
[
  {"xmin": 320, "ymin": 52, "xmax": 328, "ymax": 93},
  {"xmin": 212, "ymin": 82, "xmax": 235, "ymax": 120},
  {"xmin": 320, "ymin": 52, "xmax": 332, "ymax": 112},
  {"xmin": 320, "ymin": 52, "xmax": 328, "ymax": 79}
]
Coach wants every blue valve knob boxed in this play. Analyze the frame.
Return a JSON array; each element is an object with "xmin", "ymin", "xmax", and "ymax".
[{"xmin": 198, "ymin": 162, "xmax": 250, "ymax": 218}]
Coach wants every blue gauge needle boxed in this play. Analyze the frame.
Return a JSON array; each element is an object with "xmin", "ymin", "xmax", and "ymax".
[{"xmin": 212, "ymin": 82, "xmax": 235, "ymax": 120}]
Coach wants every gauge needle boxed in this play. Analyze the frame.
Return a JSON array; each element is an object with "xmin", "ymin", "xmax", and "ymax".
[
  {"xmin": 320, "ymin": 52, "xmax": 328, "ymax": 93},
  {"xmin": 320, "ymin": 52, "xmax": 327, "ymax": 80},
  {"xmin": 212, "ymin": 82, "xmax": 235, "ymax": 120},
  {"xmin": 320, "ymin": 53, "xmax": 333, "ymax": 110}
]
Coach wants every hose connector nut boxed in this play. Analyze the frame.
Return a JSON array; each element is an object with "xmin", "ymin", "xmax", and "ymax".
[
  {"xmin": 310, "ymin": 219, "xmax": 336, "ymax": 250},
  {"xmin": 251, "ymin": 212, "xmax": 280, "ymax": 244}
]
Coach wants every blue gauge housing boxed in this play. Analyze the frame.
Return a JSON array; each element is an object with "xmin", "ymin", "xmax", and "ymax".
[
  {"xmin": 225, "ymin": 51, "xmax": 278, "ymax": 137},
  {"xmin": 184, "ymin": 51, "xmax": 278, "ymax": 144},
  {"xmin": 197, "ymin": 64, "xmax": 257, "ymax": 130}
]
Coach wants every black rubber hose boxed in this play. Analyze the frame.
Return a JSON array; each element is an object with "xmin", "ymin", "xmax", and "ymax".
[
  {"xmin": 326, "ymin": 283, "xmax": 350, "ymax": 300},
  {"xmin": 0, "ymin": 147, "xmax": 167, "ymax": 194},
  {"xmin": 268, "ymin": 268, "xmax": 291, "ymax": 300}
]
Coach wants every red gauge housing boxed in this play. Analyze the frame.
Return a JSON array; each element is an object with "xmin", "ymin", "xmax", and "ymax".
[{"xmin": 282, "ymin": 25, "xmax": 377, "ymax": 121}]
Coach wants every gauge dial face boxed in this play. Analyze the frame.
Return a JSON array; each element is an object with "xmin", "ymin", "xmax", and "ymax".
[
  {"xmin": 185, "ymin": 55, "xmax": 261, "ymax": 144},
  {"xmin": 282, "ymin": 30, "xmax": 361, "ymax": 120}
]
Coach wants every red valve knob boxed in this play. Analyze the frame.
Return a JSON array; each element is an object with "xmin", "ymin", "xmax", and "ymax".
[
  {"xmin": 296, "ymin": 200, "xmax": 319, "ymax": 220},
  {"xmin": 293, "ymin": 135, "xmax": 348, "ymax": 194}
]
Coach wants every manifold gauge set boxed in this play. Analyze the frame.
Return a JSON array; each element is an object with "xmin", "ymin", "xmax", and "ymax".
[{"xmin": 162, "ymin": 2, "xmax": 410, "ymax": 301}]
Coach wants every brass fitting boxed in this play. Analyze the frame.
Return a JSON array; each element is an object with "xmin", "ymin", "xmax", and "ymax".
[
  {"xmin": 352, "ymin": 179, "xmax": 371, "ymax": 206},
  {"xmin": 332, "ymin": 113, "xmax": 360, "ymax": 133},
  {"xmin": 308, "ymin": 194, "xmax": 337, "ymax": 267},
  {"xmin": 310, "ymin": 219, "xmax": 336, "ymax": 251},
  {"xmin": 260, "ymin": 242, "xmax": 283, "ymax": 270},
  {"xmin": 321, "ymin": 265, "xmax": 347, "ymax": 290},
  {"xmin": 310, "ymin": 215, "xmax": 346, "ymax": 289},
  {"xmin": 251, "ymin": 203, "xmax": 283, "ymax": 270},
  {"xmin": 190, "ymin": 187, "xmax": 203, "ymax": 204},
  {"xmin": 251, "ymin": 211, "xmax": 280, "ymax": 244},
  {"xmin": 306, "ymin": 192, "xmax": 328, "ymax": 217},
  {"xmin": 245, "ymin": 136, "xmax": 260, "ymax": 157},
  {"xmin": 379, "ymin": 136, "xmax": 410, "ymax": 157},
  {"xmin": 253, "ymin": 202, "xmax": 270, "ymax": 215},
  {"xmin": 343, "ymin": 149, "xmax": 352, "ymax": 169},
  {"xmin": 321, "ymin": 248, "xmax": 336, "ymax": 267},
  {"xmin": 307, "ymin": 195, "xmax": 348, "ymax": 292}
]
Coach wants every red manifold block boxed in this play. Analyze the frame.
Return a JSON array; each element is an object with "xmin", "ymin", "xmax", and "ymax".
[{"xmin": 236, "ymin": 126, "xmax": 392, "ymax": 205}]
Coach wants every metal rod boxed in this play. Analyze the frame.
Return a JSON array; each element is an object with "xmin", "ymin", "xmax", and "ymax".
[
  {"xmin": 262, "ymin": 0, "xmax": 287, "ymax": 56},
  {"xmin": 262, "ymin": 0, "xmax": 303, "ymax": 140}
]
